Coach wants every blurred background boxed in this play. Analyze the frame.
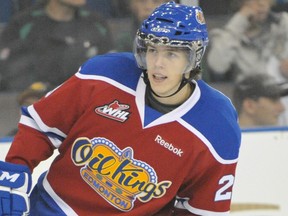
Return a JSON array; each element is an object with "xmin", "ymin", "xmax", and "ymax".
[{"xmin": 1, "ymin": 0, "xmax": 288, "ymax": 137}]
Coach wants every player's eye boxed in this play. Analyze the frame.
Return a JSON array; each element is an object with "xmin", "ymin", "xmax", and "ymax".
[
  {"xmin": 147, "ymin": 47, "xmax": 156, "ymax": 53},
  {"xmin": 167, "ymin": 51, "xmax": 178, "ymax": 58}
]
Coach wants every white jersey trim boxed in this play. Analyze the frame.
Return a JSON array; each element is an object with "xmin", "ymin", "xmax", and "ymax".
[
  {"xmin": 135, "ymin": 77, "xmax": 237, "ymax": 163},
  {"xmin": 135, "ymin": 79, "xmax": 201, "ymax": 128},
  {"xmin": 175, "ymin": 197, "xmax": 230, "ymax": 216},
  {"xmin": 20, "ymin": 113, "xmax": 62, "ymax": 148},
  {"xmin": 20, "ymin": 115, "xmax": 41, "ymax": 131},
  {"xmin": 183, "ymin": 201, "xmax": 230, "ymax": 216},
  {"xmin": 26, "ymin": 106, "xmax": 67, "ymax": 148},
  {"xmin": 75, "ymin": 72, "xmax": 136, "ymax": 96},
  {"xmin": 43, "ymin": 173, "xmax": 78, "ymax": 216},
  {"xmin": 178, "ymin": 118, "xmax": 238, "ymax": 164}
]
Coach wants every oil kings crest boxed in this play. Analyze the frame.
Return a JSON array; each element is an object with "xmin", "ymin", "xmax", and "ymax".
[{"xmin": 71, "ymin": 137, "xmax": 172, "ymax": 212}]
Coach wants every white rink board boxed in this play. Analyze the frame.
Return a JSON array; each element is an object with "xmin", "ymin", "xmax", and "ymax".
[
  {"xmin": 231, "ymin": 129, "xmax": 288, "ymax": 216},
  {"xmin": 1, "ymin": 129, "xmax": 288, "ymax": 215}
]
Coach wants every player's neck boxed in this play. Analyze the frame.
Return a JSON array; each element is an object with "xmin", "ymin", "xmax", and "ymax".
[
  {"xmin": 153, "ymin": 82, "xmax": 194, "ymax": 106},
  {"xmin": 239, "ymin": 114, "xmax": 258, "ymax": 128}
]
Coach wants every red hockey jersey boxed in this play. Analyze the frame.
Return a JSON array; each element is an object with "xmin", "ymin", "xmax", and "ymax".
[{"xmin": 6, "ymin": 52, "xmax": 241, "ymax": 215}]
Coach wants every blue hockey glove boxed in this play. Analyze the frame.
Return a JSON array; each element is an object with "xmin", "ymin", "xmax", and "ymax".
[{"xmin": 0, "ymin": 161, "xmax": 32, "ymax": 216}]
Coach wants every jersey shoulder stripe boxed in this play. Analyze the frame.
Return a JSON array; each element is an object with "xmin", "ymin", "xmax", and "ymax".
[
  {"xmin": 79, "ymin": 52, "xmax": 142, "ymax": 91},
  {"xmin": 183, "ymin": 80, "xmax": 241, "ymax": 161}
]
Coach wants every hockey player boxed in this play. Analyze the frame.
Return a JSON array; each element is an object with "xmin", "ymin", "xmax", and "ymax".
[{"xmin": 0, "ymin": 2, "xmax": 241, "ymax": 215}]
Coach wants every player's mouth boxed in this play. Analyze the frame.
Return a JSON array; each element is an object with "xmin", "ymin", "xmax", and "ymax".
[{"xmin": 151, "ymin": 73, "xmax": 167, "ymax": 83}]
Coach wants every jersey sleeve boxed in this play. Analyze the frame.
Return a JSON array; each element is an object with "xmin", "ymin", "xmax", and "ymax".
[
  {"xmin": 5, "ymin": 53, "xmax": 137, "ymax": 171},
  {"xmin": 175, "ymin": 158, "xmax": 237, "ymax": 215},
  {"xmin": 5, "ymin": 72, "xmax": 92, "ymax": 171},
  {"xmin": 173, "ymin": 81, "xmax": 241, "ymax": 215}
]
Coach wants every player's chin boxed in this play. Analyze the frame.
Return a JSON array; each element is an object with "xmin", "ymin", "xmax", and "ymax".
[{"xmin": 152, "ymin": 88, "xmax": 172, "ymax": 98}]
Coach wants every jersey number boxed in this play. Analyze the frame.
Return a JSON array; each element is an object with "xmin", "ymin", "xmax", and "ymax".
[{"xmin": 215, "ymin": 174, "xmax": 234, "ymax": 201}]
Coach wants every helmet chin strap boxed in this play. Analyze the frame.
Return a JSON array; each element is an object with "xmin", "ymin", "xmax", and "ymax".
[{"xmin": 143, "ymin": 70, "xmax": 193, "ymax": 98}]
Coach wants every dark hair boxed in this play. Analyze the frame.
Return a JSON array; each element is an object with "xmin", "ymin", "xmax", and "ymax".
[{"xmin": 232, "ymin": 73, "xmax": 286, "ymax": 113}]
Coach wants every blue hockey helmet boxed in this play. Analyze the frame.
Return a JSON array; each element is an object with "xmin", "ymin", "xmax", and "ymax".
[{"xmin": 134, "ymin": 1, "xmax": 209, "ymax": 72}]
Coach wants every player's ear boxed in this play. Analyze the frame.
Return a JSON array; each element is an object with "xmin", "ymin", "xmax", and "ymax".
[{"xmin": 243, "ymin": 98, "xmax": 258, "ymax": 114}]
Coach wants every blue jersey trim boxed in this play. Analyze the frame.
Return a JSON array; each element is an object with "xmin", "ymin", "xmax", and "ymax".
[
  {"xmin": 30, "ymin": 172, "xmax": 67, "ymax": 216},
  {"xmin": 182, "ymin": 80, "xmax": 241, "ymax": 160},
  {"xmin": 79, "ymin": 52, "xmax": 142, "ymax": 91}
]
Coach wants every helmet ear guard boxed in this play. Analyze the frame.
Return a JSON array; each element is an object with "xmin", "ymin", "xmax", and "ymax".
[{"xmin": 133, "ymin": 1, "xmax": 209, "ymax": 73}]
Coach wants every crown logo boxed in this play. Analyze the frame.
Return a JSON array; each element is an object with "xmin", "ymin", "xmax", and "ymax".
[{"xmin": 71, "ymin": 137, "xmax": 172, "ymax": 212}]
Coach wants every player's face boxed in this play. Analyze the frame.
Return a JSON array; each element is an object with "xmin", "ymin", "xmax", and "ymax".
[
  {"xmin": 249, "ymin": 97, "xmax": 285, "ymax": 126},
  {"xmin": 130, "ymin": 0, "xmax": 168, "ymax": 22},
  {"xmin": 146, "ymin": 45, "xmax": 191, "ymax": 104}
]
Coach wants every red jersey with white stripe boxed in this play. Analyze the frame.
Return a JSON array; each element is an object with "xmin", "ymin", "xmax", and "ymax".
[{"xmin": 6, "ymin": 52, "xmax": 241, "ymax": 216}]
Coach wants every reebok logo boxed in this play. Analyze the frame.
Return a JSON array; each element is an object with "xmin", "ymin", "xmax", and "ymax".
[{"xmin": 155, "ymin": 135, "xmax": 184, "ymax": 157}]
